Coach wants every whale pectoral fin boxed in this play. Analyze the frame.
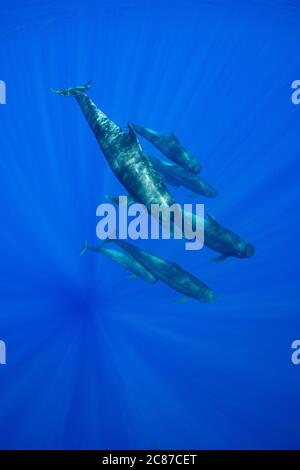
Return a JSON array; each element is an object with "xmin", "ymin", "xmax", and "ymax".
[
  {"xmin": 175, "ymin": 295, "xmax": 190, "ymax": 304},
  {"xmin": 127, "ymin": 274, "xmax": 139, "ymax": 280},
  {"xmin": 211, "ymin": 255, "xmax": 228, "ymax": 262},
  {"xmin": 171, "ymin": 132, "xmax": 180, "ymax": 144},
  {"xmin": 105, "ymin": 194, "xmax": 118, "ymax": 205}
]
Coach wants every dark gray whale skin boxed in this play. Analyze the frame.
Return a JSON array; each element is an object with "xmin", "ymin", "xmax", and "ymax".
[
  {"xmin": 150, "ymin": 156, "xmax": 217, "ymax": 198},
  {"xmin": 132, "ymin": 124, "xmax": 201, "ymax": 174},
  {"xmin": 80, "ymin": 241, "xmax": 157, "ymax": 283},
  {"xmin": 51, "ymin": 82, "xmax": 175, "ymax": 210},
  {"xmin": 109, "ymin": 239, "xmax": 215, "ymax": 303}
]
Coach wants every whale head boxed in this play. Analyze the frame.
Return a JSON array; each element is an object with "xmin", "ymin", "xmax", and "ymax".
[
  {"xmin": 233, "ymin": 240, "xmax": 255, "ymax": 258},
  {"xmin": 205, "ymin": 185, "xmax": 218, "ymax": 198},
  {"xmin": 203, "ymin": 289, "xmax": 216, "ymax": 303}
]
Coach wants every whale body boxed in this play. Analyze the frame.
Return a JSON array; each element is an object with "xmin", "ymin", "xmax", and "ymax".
[
  {"xmin": 52, "ymin": 82, "xmax": 175, "ymax": 210},
  {"xmin": 109, "ymin": 239, "xmax": 216, "ymax": 303},
  {"xmin": 150, "ymin": 156, "xmax": 217, "ymax": 198},
  {"xmin": 131, "ymin": 123, "xmax": 201, "ymax": 174}
]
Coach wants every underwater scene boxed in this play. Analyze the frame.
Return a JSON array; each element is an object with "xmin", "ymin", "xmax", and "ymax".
[{"xmin": 0, "ymin": 0, "xmax": 300, "ymax": 450}]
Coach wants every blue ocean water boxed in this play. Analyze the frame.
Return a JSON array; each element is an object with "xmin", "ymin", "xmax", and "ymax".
[{"xmin": 0, "ymin": 0, "xmax": 300, "ymax": 450}]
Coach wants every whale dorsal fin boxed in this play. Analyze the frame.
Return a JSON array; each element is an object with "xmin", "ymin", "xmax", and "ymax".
[
  {"xmin": 128, "ymin": 124, "xmax": 139, "ymax": 143},
  {"xmin": 128, "ymin": 124, "xmax": 143, "ymax": 151},
  {"xmin": 171, "ymin": 132, "xmax": 180, "ymax": 144}
]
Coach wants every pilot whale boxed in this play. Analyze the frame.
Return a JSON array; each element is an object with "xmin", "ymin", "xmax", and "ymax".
[
  {"xmin": 150, "ymin": 156, "xmax": 217, "ymax": 198},
  {"xmin": 80, "ymin": 241, "xmax": 157, "ymax": 283},
  {"xmin": 131, "ymin": 124, "xmax": 201, "ymax": 174},
  {"xmin": 106, "ymin": 194, "xmax": 255, "ymax": 260},
  {"xmin": 107, "ymin": 238, "xmax": 216, "ymax": 303},
  {"xmin": 51, "ymin": 82, "xmax": 175, "ymax": 210},
  {"xmin": 203, "ymin": 213, "xmax": 255, "ymax": 260}
]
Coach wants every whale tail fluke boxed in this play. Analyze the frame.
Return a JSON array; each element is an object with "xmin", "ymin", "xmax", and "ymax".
[
  {"xmin": 80, "ymin": 236, "xmax": 116, "ymax": 255},
  {"xmin": 80, "ymin": 240, "xmax": 89, "ymax": 256},
  {"xmin": 51, "ymin": 81, "xmax": 92, "ymax": 97}
]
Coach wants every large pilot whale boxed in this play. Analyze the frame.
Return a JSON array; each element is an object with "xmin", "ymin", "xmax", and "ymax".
[
  {"xmin": 51, "ymin": 82, "xmax": 176, "ymax": 210},
  {"xmin": 150, "ymin": 156, "xmax": 218, "ymax": 198},
  {"xmin": 106, "ymin": 194, "xmax": 255, "ymax": 260},
  {"xmin": 131, "ymin": 124, "xmax": 201, "ymax": 174},
  {"xmin": 106, "ymin": 238, "xmax": 216, "ymax": 303}
]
